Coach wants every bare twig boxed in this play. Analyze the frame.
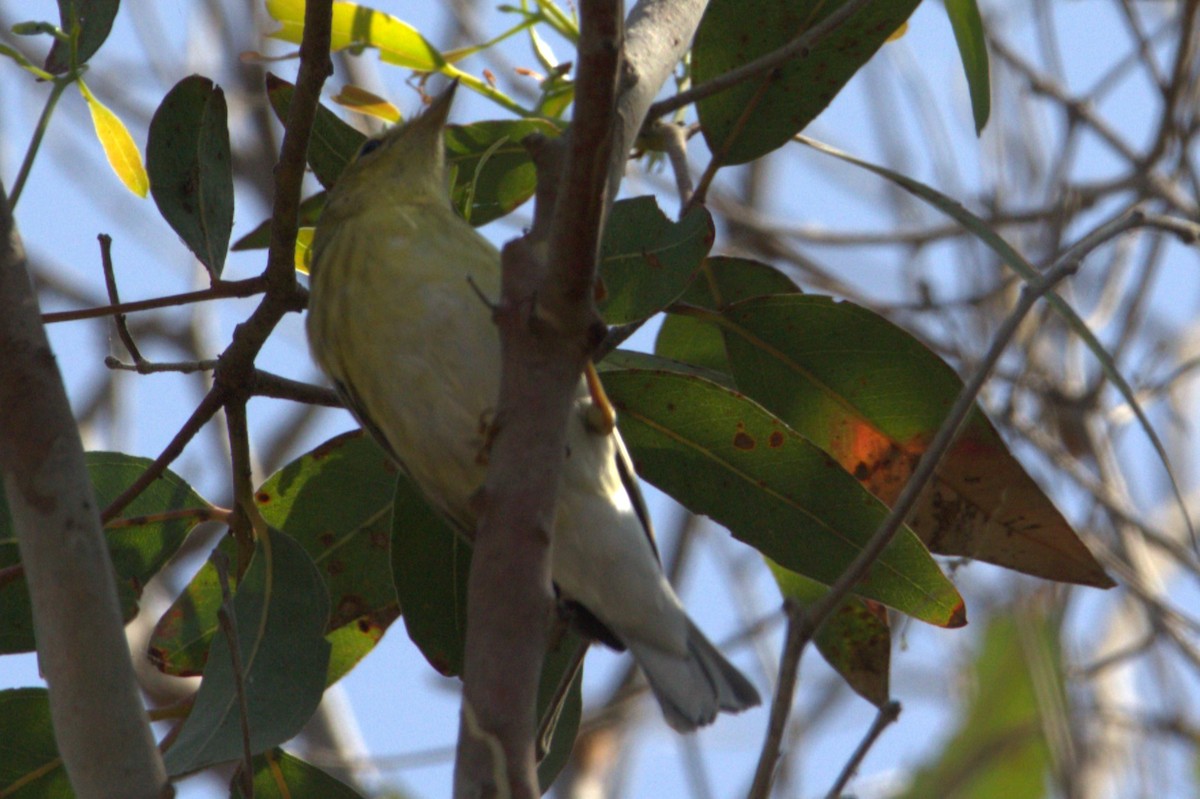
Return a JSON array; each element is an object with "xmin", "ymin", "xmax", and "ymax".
[
  {"xmin": 41, "ymin": 277, "xmax": 270, "ymax": 324},
  {"xmin": 823, "ymin": 700, "xmax": 902, "ymax": 799},
  {"xmin": 213, "ymin": 550, "xmax": 255, "ymax": 799},
  {"xmin": 101, "ymin": 387, "xmax": 225, "ymax": 522}
]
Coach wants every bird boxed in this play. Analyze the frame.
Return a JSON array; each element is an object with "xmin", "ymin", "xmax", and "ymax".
[{"xmin": 305, "ymin": 80, "xmax": 759, "ymax": 731}]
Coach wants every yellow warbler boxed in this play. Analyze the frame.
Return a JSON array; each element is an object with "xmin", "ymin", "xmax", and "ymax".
[{"xmin": 306, "ymin": 82, "xmax": 759, "ymax": 730}]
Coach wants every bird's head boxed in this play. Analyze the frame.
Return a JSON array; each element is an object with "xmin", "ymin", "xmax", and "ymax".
[{"xmin": 328, "ymin": 80, "xmax": 458, "ymax": 208}]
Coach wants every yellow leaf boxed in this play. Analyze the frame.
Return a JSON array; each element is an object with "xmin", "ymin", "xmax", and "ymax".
[
  {"xmin": 295, "ymin": 226, "xmax": 314, "ymax": 274},
  {"xmin": 331, "ymin": 84, "xmax": 402, "ymax": 123},
  {"xmin": 266, "ymin": 0, "xmax": 445, "ymax": 71},
  {"xmin": 80, "ymin": 80, "xmax": 148, "ymax": 198}
]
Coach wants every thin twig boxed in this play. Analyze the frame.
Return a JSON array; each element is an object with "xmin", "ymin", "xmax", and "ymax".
[
  {"xmin": 823, "ymin": 700, "xmax": 902, "ymax": 799},
  {"xmin": 745, "ymin": 601, "xmax": 806, "ymax": 799},
  {"xmin": 253, "ymin": 370, "xmax": 343, "ymax": 407},
  {"xmin": 41, "ymin": 277, "xmax": 270, "ymax": 324},
  {"xmin": 213, "ymin": 550, "xmax": 255, "ymax": 799},
  {"xmin": 98, "ymin": 233, "xmax": 144, "ymax": 364},
  {"xmin": 100, "ymin": 387, "xmax": 225, "ymax": 523},
  {"xmin": 105, "ymin": 356, "xmax": 219, "ymax": 374}
]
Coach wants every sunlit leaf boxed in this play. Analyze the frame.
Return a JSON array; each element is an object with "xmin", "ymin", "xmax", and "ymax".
[
  {"xmin": 331, "ymin": 84, "xmax": 402, "ymax": 123},
  {"xmin": 604, "ymin": 368, "xmax": 966, "ymax": 627},
  {"xmin": 295, "ymin": 226, "xmax": 314, "ymax": 274},
  {"xmin": 232, "ymin": 748, "xmax": 365, "ymax": 799},
  {"xmin": 79, "ymin": 79, "xmax": 148, "ymax": 197},
  {"xmin": 151, "ymin": 432, "xmax": 399, "ymax": 687},
  {"xmin": 802, "ymin": 134, "xmax": 1193, "ymax": 554},
  {"xmin": 718, "ymin": 294, "xmax": 1113, "ymax": 588},
  {"xmin": 255, "ymin": 431, "xmax": 400, "ymax": 683},
  {"xmin": 266, "ymin": 0, "xmax": 446, "ymax": 70}
]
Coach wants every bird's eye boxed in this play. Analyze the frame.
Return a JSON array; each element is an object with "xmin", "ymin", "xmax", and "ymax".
[{"xmin": 358, "ymin": 139, "xmax": 384, "ymax": 158}]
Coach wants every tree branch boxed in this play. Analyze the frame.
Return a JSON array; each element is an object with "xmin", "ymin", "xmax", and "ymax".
[
  {"xmin": 454, "ymin": 1, "xmax": 627, "ymax": 796},
  {"xmin": 0, "ymin": 181, "xmax": 168, "ymax": 797}
]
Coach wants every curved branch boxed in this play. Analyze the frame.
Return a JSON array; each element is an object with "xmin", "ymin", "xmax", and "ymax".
[{"xmin": 0, "ymin": 181, "xmax": 168, "ymax": 797}]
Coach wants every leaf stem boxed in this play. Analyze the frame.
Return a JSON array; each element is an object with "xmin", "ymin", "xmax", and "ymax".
[{"xmin": 9, "ymin": 76, "xmax": 73, "ymax": 209}]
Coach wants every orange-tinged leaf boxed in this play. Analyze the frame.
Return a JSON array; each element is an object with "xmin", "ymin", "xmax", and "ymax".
[
  {"xmin": 79, "ymin": 80, "xmax": 148, "ymax": 197},
  {"xmin": 720, "ymin": 294, "xmax": 1114, "ymax": 589},
  {"xmin": 330, "ymin": 84, "xmax": 402, "ymax": 123},
  {"xmin": 266, "ymin": 0, "xmax": 445, "ymax": 70}
]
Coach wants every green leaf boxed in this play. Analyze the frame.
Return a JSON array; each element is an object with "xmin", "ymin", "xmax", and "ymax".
[
  {"xmin": 802, "ymin": 134, "xmax": 1196, "ymax": 557},
  {"xmin": 148, "ymin": 539, "xmax": 233, "ymax": 677},
  {"xmin": 536, "ymin": 633, "xmax": 585, "ymax": 794},
  {"xmin": 597, "ymin": 197, "xmax": 715, "ymax": 325},
  {"xmin": 391, "ymin": 473, "xmax": 471, "ymax": 677},
  {"xmin": 232, "ymin": 748, "xmax": 365, "ymax": 799},
  {"xmin": 718, "ymin": 294, "xmax": 1113, "ymax": 588},
  {"xmin": 768, "ymin": 559, "xmax": 890, "ymax": 706},
  {"xmin": 266, "ymin": 73, "xmax": 365, "ymax": 189},
  {"xmin": 147, "ymin": 75, "xmax": 234, "ymax": 277},
  {"xmin": 603, "ymin": 368, "xmax": 965, "ymax": 627},
  {"xmin": 232, "ymin": 192, "xmax": 326, "ymax": 252},
  {"xmin": 255, "ymin": 430, "xmax": 401, "ymax": 683},
  {"xmin": 898, "ymin": 609, "xmax": 1059, "ymax": 799},
  {"xmin": 944, "ymin": 0, "xmax": 991, "ymax": 135},
  {"xmin": 387, "ymin": 470, "xmax": 588, "ymax": 777},
  {"xmin": 44, "ymin": 0, "xmax": 120, "ymax": 73},
  {"xmin": 0, "ymin": 688, "xmax": 71, "ymax": 797},
  {"xmin": 151, "ymin": 432, "xmax": 399, "ymax": 686},
  {"xmin": 0, "ymin": 453, "xmax": 210, "ymax": 654},
  {"xmin": 80, "ymin": 79, "xmax": 148, "ymax": 198},
  {"xmin": 445, "ymin": 118, "xmax": 563, "ymax": 225},
  {"xmin": 163, "ymin": 528, "xmax": 332, "ymax": 776},
  {"xmin": 599, "ymin": 348, "xmax": 736, "ymax": 390},
  {"xmin": 693, "ymin": 0, "xmax": 920, "ymax": 165},
  {"xmin": 655, "ymin": 255, "xmax": 800, "ymax": 372}
]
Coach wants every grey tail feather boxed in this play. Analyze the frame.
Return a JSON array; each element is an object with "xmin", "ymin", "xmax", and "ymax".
[{"xmin": 628, "ymin": 620, "xmax": 760, "ymax": 732}]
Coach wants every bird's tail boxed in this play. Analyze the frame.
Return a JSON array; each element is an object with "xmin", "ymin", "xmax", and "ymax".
[{"xmin": 627, "ymin": 620, "xmax": 760, "ymax": 732}]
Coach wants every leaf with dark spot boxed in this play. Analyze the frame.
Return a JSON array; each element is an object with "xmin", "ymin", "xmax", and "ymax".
[{"xmin": 147, "ymin": 75, "xmax": 233, "ymax": 278}]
